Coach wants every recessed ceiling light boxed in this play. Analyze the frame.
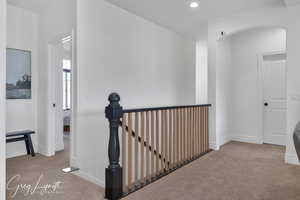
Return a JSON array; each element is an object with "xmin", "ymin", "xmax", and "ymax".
[{"xmin": 190, "ymin": 1, "xmax": 199, "ymax": 8}]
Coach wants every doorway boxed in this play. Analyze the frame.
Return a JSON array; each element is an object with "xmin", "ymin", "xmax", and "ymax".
[
  {"xmin": 260, "ymin": 52, "xmax": 287, "ymax": 146},
  {"xmin": 48, "ymin": 34, "xmax": 77, "ymax": 172}
]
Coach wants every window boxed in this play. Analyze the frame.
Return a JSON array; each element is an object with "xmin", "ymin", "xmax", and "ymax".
[{"xmin": 63, "ymin": 59, "xmax": 71, "ymax": 110}]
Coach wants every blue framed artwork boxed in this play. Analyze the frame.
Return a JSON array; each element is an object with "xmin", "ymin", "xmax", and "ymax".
[{"xmin": 6, "ymin": 48, "xmax": 32, "ymax": 99}]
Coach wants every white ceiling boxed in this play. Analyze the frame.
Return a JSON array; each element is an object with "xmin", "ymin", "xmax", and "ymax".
[
  {"xmin": 106, "ymin": 0, "xmax": 285, "ymax": 37},
  {"xmin": 7, "ymin": 0, "xmax": 52, "ymax": 13},
  {"xmin": 7, "ymin": 0, "xmax": 286, "ymax": 38}
]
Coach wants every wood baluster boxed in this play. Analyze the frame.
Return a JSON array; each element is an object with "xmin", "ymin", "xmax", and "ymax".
[
  {"xmin": 195, "ymin": 107, "xmax": 198, "ymax": 155},
  {"xmin": 183, "ymin": 109, "xmax": 186, "ymax": 163},
  {"xmin": 184, "ymin": 109, "xmax": 188, "ymax": 161},
  {"xmin": 151, "ymin": 111, "xmax": 155, "ymax": 178},
  {"xmin": 197, "ymin": 107, "xmax": 200, "ymax": 155},
  {"xmin": 206, "ymin": 107, "xmax": 209, "ymax": 151},
  {"xmin": 204, "ymin": 107, "xmax": 207, "ymax": 152},
  {"xmin": 156, "ymin": 111, "xmax": 160, "ymax": 175},
  {"xmin": 134, "ymin": 112, "xmax": 139, "ymax": 183},
  {"xmin": 122, "ymin": 114, "xmax": 128, "ymax": 193},
  {"xmin": 165, "ymin": 110, "xmax": 169, "ymax": 170},
  {"xmin": 200, "ymin": 108, "xmax": 202, "ymax": 153},
  {"xmin": 181, "ymin": 109, "xmax": 184, "ymax": 163},
  {"xmin": 176, "ymin": 109, "xmax": 180, "ymax": 166},
  {"xmin": 169, "ymin": 109, "xmax": 172, "ymax": 169},
  {"xmin": 187, "ymin": 108, "xmax": 190, "ymax": 160},
  {"xmin": 199, "ymin": 107, "xmax": 201, "ymax": 154},
  {"xmin": 128, "ymin": 113, "xmax": 133, "ymax": 188},
  {"xmin": 141, "ymin": 112, "xmax": 145, "ymax": 182},
  {"xmin": 178, "ymin": 109, "xmax": 181, "ymax": 164},
  {"xmin": 172, "ymin": 109, "xmax": 176, "ymax": 168},
  {"xmin": 180, "ymin": 109, "xmax": 183, "ymax": 164},
  {"xmin": 195, "ymin": 108, "xmax": 198, "ymax": 156},
  {"xmin": 193, "ymin": 108, "xmax": 197, "ymax": 157},
  {"xmin": 161, "ymin": 110, "xmax": 165, "ymax": 170},
  {"xmin": 190, "ymin": 108, "xmax": 193, "ymax": 159},
  {"xmin": 146, "ymin": 111, "xmax": 150, "ymax": 182},
  {"xmin": 191, "ymin": 108, "xmax": 194, "ymax": 159},
  {"xmin": 203, "ymin": 107, "xmax": 206, "ymax": 152},
  {"xmin": 201, "ymin": 107, "xmax": 206, "ymax": 153},
  {"xmin": 195, "ymin": 108, "xmax": 197, "ymax": 156}
]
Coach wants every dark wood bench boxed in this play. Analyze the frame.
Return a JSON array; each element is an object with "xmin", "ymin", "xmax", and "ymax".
[{"xmin": 6, "ymin": 130, "xmax": 35, "ymax": 157}]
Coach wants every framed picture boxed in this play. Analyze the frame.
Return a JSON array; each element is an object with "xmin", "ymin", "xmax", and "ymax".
[{"xmin": 6, "ymin": 48, "xmax": 32, "ymax": 99}]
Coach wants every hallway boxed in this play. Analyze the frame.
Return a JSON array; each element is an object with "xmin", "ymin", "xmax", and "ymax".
[
  {"xmin": 124, "ymin": 142, "xmax": 300, "ymax": 200},
  {"xmin": 6, "ymin": 141, "xmax": 300, "ymax": 200},
  {"xmin": 6, "ymin": 136, "xmax": 104, "ymax": 200}
]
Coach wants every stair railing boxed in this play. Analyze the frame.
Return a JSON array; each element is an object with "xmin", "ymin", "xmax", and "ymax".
[{"xmin": 105, "ymin": 93, "xmax": 212, "ymax": 200}]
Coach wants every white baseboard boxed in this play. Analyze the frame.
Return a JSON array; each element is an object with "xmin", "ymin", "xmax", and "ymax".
[
  {"xmin": 70, "ymin": 157, "xmax": 78, "ymax": 167},
  {"xmin": 219, "ymin": 135, "xmax": 232, "ymax": 147},
  {"xmin": 6, "ymin": 141, "xmax": 39, "ymax": 158},
  {"xmin": 6, "ymin": 150, "xmax": 27, "ymax": 159},
  {"xmin": 231, "ymin": 135, "xmax": 262, "ymax": 144},
  {"xmin": 285, "ymin": 152, "xmax": 300, "ymax": 165},
  {"xmin": 209, "ymin": 142, "xmax": 219, "ymax": 151},
  {"xmin": 73, "ymin": 170, "xmax": 105, "ymax": 188},
  {"xmin": 38, "ymin": 145, "xmax": 53, "ymax": 157}
]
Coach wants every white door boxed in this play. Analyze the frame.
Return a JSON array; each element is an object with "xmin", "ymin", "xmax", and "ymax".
[
  {"xmin": 48, "ymin": 42, "xmax": 64, "ymax": 153},
  {"xmin": 262, "ymin": 59, "xmax": 286, "ymax": 146}
]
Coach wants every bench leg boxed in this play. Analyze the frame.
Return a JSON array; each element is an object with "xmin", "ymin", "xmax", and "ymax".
[
  {"xmin": 26, "ymin": 135, "xmax": 35, "ymax": 157},
  {"xmin": 24, "ymin": 136, "xmax": 31, "ymax": 155}
]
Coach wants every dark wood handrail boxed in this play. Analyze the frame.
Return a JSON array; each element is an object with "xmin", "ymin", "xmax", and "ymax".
[
  {"xmin": 123, "ymin": 104, "xmax": 212, "ymax": 113},
  {"xmin": 119, "ymin": 120, "xmax": 170, "ymax": 166}
]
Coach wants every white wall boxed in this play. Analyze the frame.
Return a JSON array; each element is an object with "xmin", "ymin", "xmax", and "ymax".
[
  {"xmin": 285, "ymin": 4, "xmax": 300, "ymax": 165},
  {"xmin": 6, "ymin": 5, "xmax": 39, "ymax": 158},
  {"xmin": 216, "ymin": 38, "xmax": 232, "ymax": 146},
  {"xmin": 196, "ymin": 40, "xmax": 208, "ymax": 104},
  {"xmin": 229, "ymin": 28, "xmax": 286, "ymax": 144},
  {"xmin": 0, "ymin": 0, "xmax": 6, "ymax": 197},
  {"xmin": 76, "ymin": 0, "xmax": 195, "ymax": 186},
  {"xmin": 208, "ymin": 5, "xmax": 300, "ymax": 165},
  {"xmin": 208, "ymin": 7, "xmax": 288, "ymax": 150}
]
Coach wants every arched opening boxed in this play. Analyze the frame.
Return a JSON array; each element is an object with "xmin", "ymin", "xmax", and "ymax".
[{"xmin": 215, "ymin": 27, "xmax": 287, "ymax": 149}]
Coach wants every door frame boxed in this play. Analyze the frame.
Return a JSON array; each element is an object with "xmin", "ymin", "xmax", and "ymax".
[
  {"xmin": 47, "ymin": 30, "xmax": 78, "ymax": 167},
  {"xmin": 0, "ymin": 0, "xmax": 6, "ymax": 198},
  {"xmin": 257, "ymin": 50, "xmax": 287, "ymax": 145}
]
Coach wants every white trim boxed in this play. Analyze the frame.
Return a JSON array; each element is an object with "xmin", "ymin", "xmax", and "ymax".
[
  {"xmin": 6, "ymin": 151, "xmax": 27, "ymax": 159},
  {"xmin": 285, "ymin": 152, "xmax": 300, "ymax": 165},
  {"xmin": 232, "ymin": 135, "xmax": 263, "ymax": 144},
  {"xmin": 219, "ymin": 134, "xmax": 232, "ymax": 146},
  {"xmin": 73, "ymin": 170, "xmax": 105, "ymax": 188},
  {"xmin": 70, "ymin": 29, "xmax": 78, "ymax": 168},
  {"xmin": 47, "ymin": 31, "xmax": 79, "ymax": 169},
  {"xmin": 0, "ymin": 0, "xmax": 6, "ymax": 198},
  {"xmin": 257, "ymin": 50, "xmax": 287, "ymax": 146},
  {"xmin": 38, "ymin": 144, "xmax": 53, "ymax": 157},
  {"xmin": 209, "ymin": 142, "xmax": 219, "ymax": 151},
  {"xmin": 47, "ymin": 44, "xmax": 57, "ymax": 156}
]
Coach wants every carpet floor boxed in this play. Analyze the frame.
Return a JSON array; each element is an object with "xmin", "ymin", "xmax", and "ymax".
[
  {"xmin": 6, "ymin": 134, "xmax": 105, "ymax": 200},
  {"xmin": 124, "ymin": 142, "xmax": 300, "ymax": 200},
  {"xmin": 6, "ymin": 141, "xmax": 300, "ymax": 200}
]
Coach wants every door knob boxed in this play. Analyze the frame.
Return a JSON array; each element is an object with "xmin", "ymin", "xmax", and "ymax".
[{"xmin": 264, "ymin": 102, "xmax": 269, "ymax": 106}]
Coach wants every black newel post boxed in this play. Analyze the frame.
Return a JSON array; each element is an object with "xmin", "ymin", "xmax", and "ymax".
[{"xmin": 105, "ymin": 93, "xmax": 123, "ymax": 200}]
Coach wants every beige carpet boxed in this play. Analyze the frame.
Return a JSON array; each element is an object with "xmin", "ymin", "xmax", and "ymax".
[
  {"xmin": 6, "ymin": 141, "xmax": 300, "ymax": 200},
  {"xmin": 6, "ymin": 134, "xmax": 105, "ymax": 200},
  {"xmin": 124, "ymin": 142, "xmax": 300, "ymax": 200}
]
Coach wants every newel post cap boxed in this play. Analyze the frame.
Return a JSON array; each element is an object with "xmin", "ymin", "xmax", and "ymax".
[{"xmin": 105, "ymin": 93, "xmax": 123, "ymax": 120}]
